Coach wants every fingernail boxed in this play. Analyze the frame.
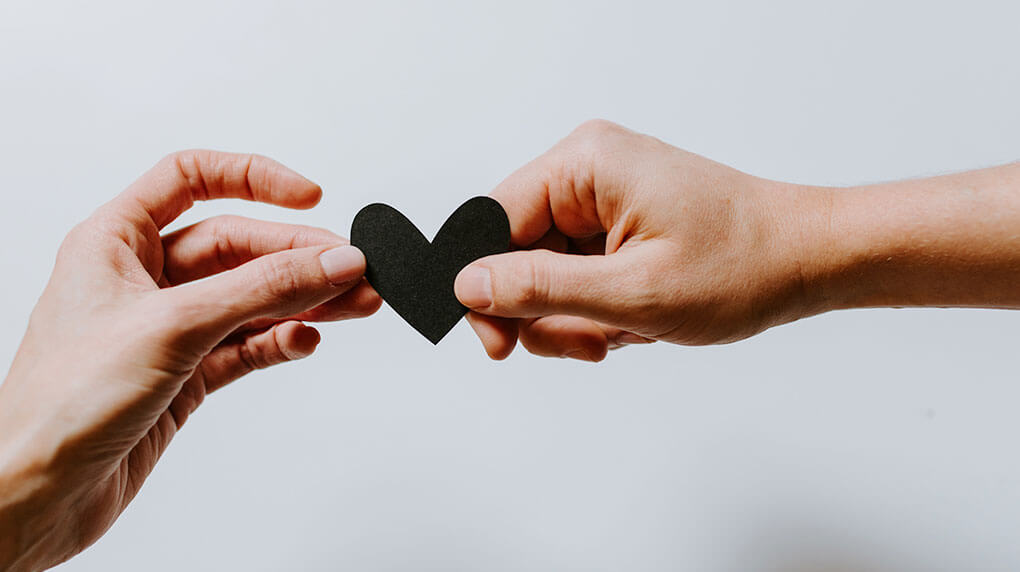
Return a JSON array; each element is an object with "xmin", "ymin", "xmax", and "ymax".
[
  {"xmin": 564, "ymin": 349, "xmax": 595, "ymax": 362},
  {"xmin": 616, "ymin": 332, "xmax": 652, "ymax": 345},
  {"xmin": 455, "ymin": 265, "xmax": 493, "ymax": 308},
  {"xmin": 319, "ymin": 245, "xmax": 365, "ymax": 285}
]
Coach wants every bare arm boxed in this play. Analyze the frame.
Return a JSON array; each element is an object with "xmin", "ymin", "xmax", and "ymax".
[
  {"xmin": 810, "ymin": 163, "xmax": 1020, "ymax": 311},
  {"xmin": 454, "ymin": 120, "xmax": 1020, "ymax": 360}
]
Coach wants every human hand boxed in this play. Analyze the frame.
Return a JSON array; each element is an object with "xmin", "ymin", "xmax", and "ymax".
[
  {"xmin": 454, "ymin": 120, "xmax": 833, "ymax": 361},
  {"xmin": 0, "ymin": 151, "xmax": 380, "ymax": 571}
]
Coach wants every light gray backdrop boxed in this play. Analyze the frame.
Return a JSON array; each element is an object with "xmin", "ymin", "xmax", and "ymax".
[{"xmin": 2, "ymin": 1, "xmax": 1019, "ymax": 570}]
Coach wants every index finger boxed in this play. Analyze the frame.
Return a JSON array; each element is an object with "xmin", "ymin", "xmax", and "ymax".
[
  {"xmin": 490, "ymin": 120, "xmax": 632, "ymax": 247},
  {"xmin": 117, "ymin": 150, "xmax": 322, "ymax": 230}
]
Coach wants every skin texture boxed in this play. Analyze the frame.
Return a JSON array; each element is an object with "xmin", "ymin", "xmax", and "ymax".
[
  {"xmin": 3, "ymin": 122, "xmax": 1020, "ymax": 570},
  {"xmin": 0, "ymin": 151, "xmax": 381, "ymax": 571},
  {"xmin": 455, "ymin": 120, "xmax": 1020, "ymax": 361}
]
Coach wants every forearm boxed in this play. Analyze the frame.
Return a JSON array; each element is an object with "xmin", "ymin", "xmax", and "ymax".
[{"xmin": 800, "ymin": 162, "xmax": 1020, "ymax": 312}]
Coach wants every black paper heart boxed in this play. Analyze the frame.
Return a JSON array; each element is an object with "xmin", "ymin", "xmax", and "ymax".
[{"xmin": 350, "ymin": 197, "xmax": 511, "ymax": 344}]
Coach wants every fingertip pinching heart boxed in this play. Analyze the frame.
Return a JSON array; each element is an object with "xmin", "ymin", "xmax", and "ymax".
[{"xmin": 350, "ymin": 197, "xmax": 510, "ymax": 344}]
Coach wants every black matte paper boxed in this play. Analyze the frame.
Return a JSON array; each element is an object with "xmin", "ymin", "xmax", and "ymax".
[{"xmin": 350, "ymin": 197, "xmax": 511, "ymax": 344}]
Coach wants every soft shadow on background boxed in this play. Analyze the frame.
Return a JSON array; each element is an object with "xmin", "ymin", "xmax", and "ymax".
[{"xmin": 2, "ymin": 1, "xmax": 1019, "ymax": 571}]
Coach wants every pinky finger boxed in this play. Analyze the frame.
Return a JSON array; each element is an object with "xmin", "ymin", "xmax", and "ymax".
[{"xmin": 200, "ymin": 320, "xmax": 321, "ymax": 394}]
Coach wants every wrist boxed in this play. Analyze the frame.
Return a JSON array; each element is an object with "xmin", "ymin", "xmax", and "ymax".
[
  {"xmin": 767, "ymin": 181, "xmax": 904, "ymax": 315},
  {"xmin": 755, "ymin": 179, "xmax": 846, "ymax": 321},
  {"xmin": 808, "ymin": 183, "xmax": 905, "ymax": 311},
  {"xmin": 794, "ymin": 163, "xmax": 1020, "ymax": 311}
]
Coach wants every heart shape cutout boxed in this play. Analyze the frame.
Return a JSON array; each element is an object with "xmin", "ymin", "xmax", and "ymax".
[{"xmin": 350, "ymin": 197, "xmax": 511, "ymax": 344}]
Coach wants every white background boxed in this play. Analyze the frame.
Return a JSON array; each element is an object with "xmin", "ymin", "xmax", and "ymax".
[{"xmin": 2, "ymin": 1, "xmax": 1019, "ymax": 570}]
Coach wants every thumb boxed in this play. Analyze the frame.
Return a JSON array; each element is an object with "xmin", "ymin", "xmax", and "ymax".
[
  {"xmin": 455, "ymin": 249, "xmax": 639, "ymax": 324},
  {"xmin": 165, "ymin": 244, "xmax": 366, "ymax": 345}
]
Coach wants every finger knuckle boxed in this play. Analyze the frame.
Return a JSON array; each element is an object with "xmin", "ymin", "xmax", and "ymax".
[
  {"xmin": 165, "ymin": 149, "xmax": 256, "ymax": 202},
  {"xmin": 573, "ymin": 118, "xmax": 621, "ymax": 138},
  {"xmin": 571, "ymin": 119, "xmax": 623, "ymax": 148},
  {"xmin": 206, "ymin": 214, "xmax": 247, "ymax": 243},
  {"xmin": 237, "ymin": 338, "xmax": 268, "ymax": 371},
  {"xmin": 565, "ymin": 119, "xmax": 630, "ymax": 175},
  {"xmin": 206, "ymin": 215, "xmax": 247, "ymax": 268},
  {"xmin": 160, "ymin": 149, "xmax": 209, "ymax": 199},
  {"xmin": 160, "ymin": 149, "xmax": 201, "ymax": 176},
  {"xmin": 56, "ymin": 220, "xmax": 92, "ymax": 258},
  {"xmin": 240, "ymin": 328, "xmax": 291, "ymax": 371},
  {"xmin": 157, "ymin": 150, "xmax": 186, "ymax": 170},
  {"xmin": 206, "ymin": 213, "xmax": 246, "ymax": 227},
  {"xmin": 503, "ymin": 253, "xmax": 551, "ymax": 312},
  {"xmin": 257, "ymin": 256, "xmax": 303, "ymax": 306}
]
